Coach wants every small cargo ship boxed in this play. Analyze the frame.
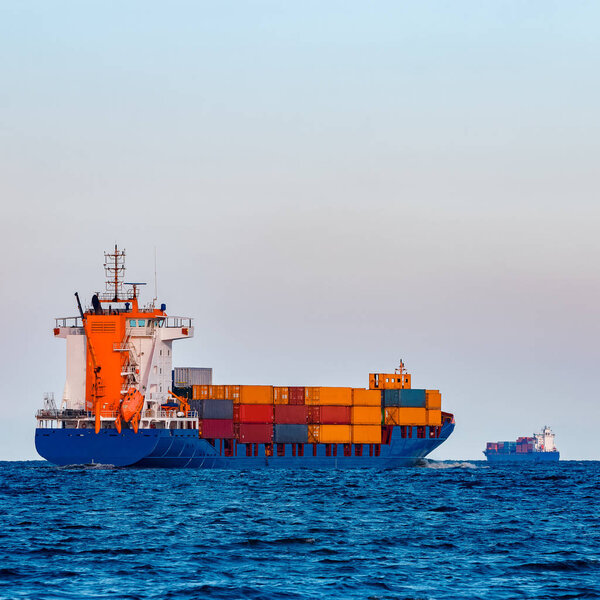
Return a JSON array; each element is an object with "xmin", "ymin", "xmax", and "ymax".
[
  {"xmin": 35, "ymin": 247, "xmax": 455, "ymax": 468},
  {"xmin": 484, "ymin": 426, "xmax": 559, "ymax": 463}
]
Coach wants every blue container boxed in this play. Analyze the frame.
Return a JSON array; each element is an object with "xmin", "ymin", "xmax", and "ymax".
[
  {"xmin": 399, "ymin": 389, "xmax": 426, "ymax": 408},
  {"xmin": 189, "ymin": 400, "xmax": 203, "ymax": 417},
  {"xmin": 274, "ymin": 424, "xmax": 309, "ymax": 443},
  {"xmin": 383, "ymin": 389, "xmax": 426, "ymax": 407},
  {"xmin": 383, "ymin": 390, "xmax": 400, "ymax": 406},
  {"xmin": 203, "ymin": 399, "xmax": 233, "ymax": 420}
]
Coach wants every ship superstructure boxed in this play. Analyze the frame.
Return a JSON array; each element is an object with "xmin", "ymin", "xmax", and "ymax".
[
  {"xmin": 484, "ymin": 426, "xmax": 560, "ymax": 463},
  {"xmin": 35, "ymin": 248, "xmax": 455, "ymax": 468}
]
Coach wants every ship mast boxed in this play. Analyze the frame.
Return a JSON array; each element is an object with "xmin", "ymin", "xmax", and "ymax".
[{"xmin": 102, "ymin": 245, "xmax": 126, "ymax": 302}]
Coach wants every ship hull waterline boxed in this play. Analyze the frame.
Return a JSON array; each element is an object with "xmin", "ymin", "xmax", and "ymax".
[{"xmin": 35, "ymin": 422, "xmax": 455, "ymax": 468}]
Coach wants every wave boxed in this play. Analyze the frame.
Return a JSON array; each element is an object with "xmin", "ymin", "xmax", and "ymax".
[{"xmin": 418, "ymin": 459, "xmax": 479, "ymax": 469}]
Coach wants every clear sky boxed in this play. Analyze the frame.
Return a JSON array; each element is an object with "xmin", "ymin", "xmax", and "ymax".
[{"xmin": 1, "ymin": 1, "xmax": 598, "ymax": 460}]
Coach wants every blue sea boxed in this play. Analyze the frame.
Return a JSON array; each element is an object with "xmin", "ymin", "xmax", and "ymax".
[{"xmin": 1, "ymin": 461, "xmax": 599, "ymax": 600}]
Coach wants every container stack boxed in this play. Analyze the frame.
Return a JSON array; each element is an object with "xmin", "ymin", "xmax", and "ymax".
[
  {"xmin": 190, "ymin": 382, "xmax": 445, "ymax": 447},
  {"xmin": 351, "ymin": 389, "xmax": 382, "ymax": 443},
  {"xmin": 516, "ymin": 437, "xmax": 535, "ymax": 453}
]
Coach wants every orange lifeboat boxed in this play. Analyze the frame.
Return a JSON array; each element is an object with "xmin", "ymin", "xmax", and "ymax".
[{"xmin": 120, "ymin": 387, "xmax": 144, "ymax": 433}]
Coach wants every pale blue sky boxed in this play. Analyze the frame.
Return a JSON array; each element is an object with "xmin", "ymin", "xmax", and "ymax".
[{"xmin": 1, "ymin": 2, "xmax": 599, "ymax": 459}]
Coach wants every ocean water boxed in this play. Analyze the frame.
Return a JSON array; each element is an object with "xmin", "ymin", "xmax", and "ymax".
[{"xmin": 1, "ymin": 461, "xmax": 599, "ymax": 600}]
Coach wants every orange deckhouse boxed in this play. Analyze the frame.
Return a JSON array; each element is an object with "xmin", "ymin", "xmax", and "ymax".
[{"xmin": 51, "ymin": 246, "xmax": 196, "ymax": 433}]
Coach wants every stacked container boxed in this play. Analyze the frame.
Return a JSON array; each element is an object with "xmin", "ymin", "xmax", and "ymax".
[
  {"xmin": 351, "ymin": 389, "xmax": 382, "ymax": 443},
  {"xmin": 237, "ymin": 386, "xmax": 273, "ymax": 443}
]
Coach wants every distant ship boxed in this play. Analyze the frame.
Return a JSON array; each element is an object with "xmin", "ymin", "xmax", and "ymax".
[
  {"xmin": 35, "ymin": 247, "xmax": 455, "ymax": 468},
  {"xmin": 484, "ymin": 426, "xmax": 559, "ymax": 463}
]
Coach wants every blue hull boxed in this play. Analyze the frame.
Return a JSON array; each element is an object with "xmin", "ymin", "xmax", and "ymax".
[
  {"xmin": 485, "ymin": 451, "xmax": 559, "ymax": 463},
  {"xmin": 35, "ymin": 422, "xmax": 455, "ymax": 468}
]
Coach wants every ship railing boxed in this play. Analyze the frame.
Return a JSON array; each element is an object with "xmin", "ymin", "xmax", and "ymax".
[
  {"xmin": 55, "ymin": 317, "xmax": 83, "ymax": 328},
  {"xmin": 144, "ymin": 409, "xmax": 199, "ymax": 420},
  {"xmin": 163, "ymin": 316, "xmax": 193, "ymax": 328}
]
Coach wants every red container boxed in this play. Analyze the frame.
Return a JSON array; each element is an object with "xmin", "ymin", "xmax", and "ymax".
[
  {"xmin": 274, "ymin": 405, "xmax": 308, "ymax": 424},
  {"xmin": 320, "ymin": 405, "xmax": 351, "ymax": 424},
  {"xmin": 201, "ymin": 419, "xmax": 234, "ymax": 438},
  {"xmin": 289, "ymin": 387, "xmax": 305, "ymax": 405},
  {"xmin": 239, "ymin": 423, "xmax": 273, "ymax": 443},
  {"xmin": 239, "ymin": 404, "xmax": 274, "ymax": 423}
]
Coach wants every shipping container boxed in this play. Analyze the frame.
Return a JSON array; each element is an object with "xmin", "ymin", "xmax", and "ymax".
[
  {"xmin": 202, "ymin": 399, "xmax": 234, "ymax": 420},
  {"xmin": 427, "ymin": 409, "xmax": 442, "ymax": 426},
  {"xmin": 239, "ymin": 404, "xmax": 274, "ymax": 423},
  {"xmin": 307, "ymin": 424, "xmax": 320, "ymax": 443},
  {"xmin": 192, "ymin": 385, "xmax": 208, "ymax": 400},
  {"xmin": 398, "ymin": 407, "xmax": 427, "ymax": 425},
  {"xmin": 274, "ymin": 424, "xmax": 309, "ymax": 443},
  {"xmin": 274, "ymin": 405, "xmax": 308, "ymax": 424},
  {"xmin": 201, "ymin": 419, "xmax": 235, "ymax": 438},
  {"xmin": 224, "ymin": 385, "xmax": 240, "ymax": 401},
  {"xmin": 173, "ymin": 367, "xmax": 212, "ymax": 387},
  {"xmin": 425, "ymin": 390, "xmax": 442, "ymax": 410},
  {"xmin": 352, "ymin": 425, "xmax": 382, "ymax": 444},
  {"xmin": 384, "ymin": 407, "xmax": 399, "ymax": 426},
  {"xmin": 238, "ymin": 423, "xmax": 273, "ymax": 443},
  {"xmin": 273, "ymin": 387, "xmax": 289, "ymax": 405},
  {"xmin": 313, "ymin": 405, "xmax": 351, "ymax": 424},
  {"xmin": 189, "ymin": 399, "xmax": 202, "ymax": 414},
  {"xmin": 288, "ymin": 387, "xmax": 305, "ymax": 405},
  {"xmin": 318, "ymin": 424, "xmax": 352, "ymax": 443},
  {"xmin": 383, "ymin": 389, "xmax": 426, "ymax": 408},
  {"xmin": 305, "ymin": 387, "xmax": 352, "ymax": 406},
  {"xmin": 351, "ymin": 406, "xmax": 381, "ymax": 425},
  {"xmin": 240, "ymin": 385, "xmax": 273, "ymax": 405},
  {"xmin": 207, "ymin": 385, "xmax": 226, "ymax": 400},
  {"xmin": 352, "ymin": 389, "xmax": 381, "ymax": 406}
]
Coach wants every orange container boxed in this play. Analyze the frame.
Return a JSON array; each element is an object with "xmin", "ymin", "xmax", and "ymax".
[
  {"xmin": 193, "ymin": 385, "xmax": 209, "ymax": 400},
  {"xmin": 384, "ymin": 407, "xmax": 400, "ymax": 426},
  {"xmin": 351, "ymin": 406, "xmax": 381, "ymax": 425},
  {"xmin": 306, "ymin": 387, "xmax": 352, "ymax": 406},
  {"xmin": 225, "ymin": 385, "xmax": 240, "ymax": 401},
  {"xmin": 308, "ymin": 424, "xmax": 320, "ymax": 443},
  {"xmin": 398, "ymin": 407, "xmax": 427, "ymax": 425},
  {"xmin": 352, "ymin": 425, "xmax": 381, "ymax": 444},
  {"xmin": 426, "ymin": 390, "xmax": 442, "ymax": 410},
  {"xmin": 352, "ymin": 389, "xmax": 381, "ymax": 406},
  {"xmin": 239, "ymin": 385, "xmax": 273, "ymax": 404},
  {"xmin": 427, "ymin": 409, "xmax": 442, "ymax": 426},
  {"xmin": 208, "ymin": 385, "xmax": 225, "ymax": 400},
  {"xmin": 273, "ymin": 387, "xmax": 289, "ymax": 405},
  {"xmin": 319, "ymin": 424, "xmax": 352, "ymax": 443}
]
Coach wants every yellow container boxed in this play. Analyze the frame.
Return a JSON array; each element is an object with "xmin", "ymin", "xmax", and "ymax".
[
  {"xmin": 239, "ymin": 385, "xmax": 273, "ymax": 404},
  {"xmin": 427, "ymin": 409, "xmax": 442, "ymax": 426},
  {"xmin": 319, "ymin": 424, "xmax": 352, "ymax": 443},
  {"xmin": 398, "ymin": 407, "xmax": 427, "ymax": 425},
  {"xmin": 352, "ymin": 425, "xmax": 382, "ymax": 444},
  {"xmin": 308, "ymin": 424, "xmax": 320, "ymax": 443},
  {"xmin": 351, "ymin": 406, "xmax": 381, "ymax": 425},
  {"xmin": 306, "ymin": 387, "xmax": 352, "ymax": 406},
  {"xmin": 352, "ymin": 389, "xmax": 381, "ymax": 406},
  {"xmin": 384, "ymin": 407, "xmax": 400, "ymax": 426},
  {"xmin": 273, "ymin": 387, "xmax": 289, "ymax": 405},
  {"xmin": 426, "ymin": 390, "xmax": 442, "ymax": 409}
]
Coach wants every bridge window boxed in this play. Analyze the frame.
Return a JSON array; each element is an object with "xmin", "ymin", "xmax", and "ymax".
[
  {"xmin": 138, "ymin": 320, "xmax": 146, "ymax": 326},
  {"xmin": 129, "ymin": 320, "xmax": 137, "ymax": 327}
]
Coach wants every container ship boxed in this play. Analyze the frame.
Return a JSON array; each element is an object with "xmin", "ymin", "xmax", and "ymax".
[
  {"xmin": 35, "ymin": 247, "xmax": 455, "ymax": 468},
  {"xmin": 484, "ymin": 426, "xmax": 559, "ymax": 463}
]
